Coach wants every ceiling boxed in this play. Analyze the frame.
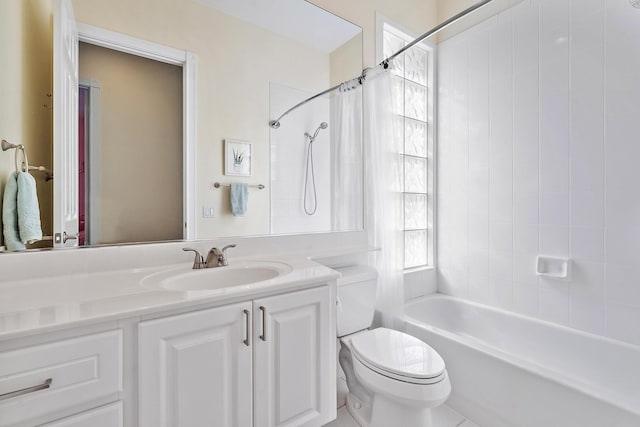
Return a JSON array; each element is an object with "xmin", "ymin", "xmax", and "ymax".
[{"xmin": 194, "ymin": 0, "xmax": 362, "ymax": 53}]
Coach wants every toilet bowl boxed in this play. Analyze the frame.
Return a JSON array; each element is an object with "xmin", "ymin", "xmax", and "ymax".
[
  {"xmin": 334, "ymin": 265, "xmax": 451, "ymax": 427},
  {"xmin": 340, "ymin": 328, "xmax": 451, "ymax": 427}
]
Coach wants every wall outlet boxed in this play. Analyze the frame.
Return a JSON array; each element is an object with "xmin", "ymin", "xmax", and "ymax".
[{"xmin": 202, "ymin": 206, "xmax": 216, "ymax": 218}]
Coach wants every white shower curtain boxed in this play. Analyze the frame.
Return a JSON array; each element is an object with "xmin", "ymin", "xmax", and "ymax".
[
  {"xmin": 363, "ymin": 67, "xmax": 404, "ymax": 327},
  {"xmin": 330, "ymin": 83, "xmax": 363, "ymax": 231}
]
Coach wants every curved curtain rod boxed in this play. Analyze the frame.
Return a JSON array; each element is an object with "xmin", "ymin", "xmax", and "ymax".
[{"xmin": 269, "ymin": 0, "xmax": 494, "ymax": 129}]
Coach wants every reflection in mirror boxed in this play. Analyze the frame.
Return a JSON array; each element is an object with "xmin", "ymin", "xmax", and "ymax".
[
  {"xmin": 78, "ymin": 43, "xmax": 184, "ymax": 245},
  {"xmin": 0, "ymin": 0, "xmax": 363, "ymax": 252}
]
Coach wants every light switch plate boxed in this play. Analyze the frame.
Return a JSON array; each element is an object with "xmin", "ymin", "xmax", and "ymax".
[{"xmin": 202, "ymin": 206, "xmax": 216, "ymax": 218}]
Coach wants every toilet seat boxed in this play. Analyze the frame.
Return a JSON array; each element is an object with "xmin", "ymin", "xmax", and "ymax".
[{"xmin": 350, "ymin": 328, "xmax": 446, "ymax": 385}]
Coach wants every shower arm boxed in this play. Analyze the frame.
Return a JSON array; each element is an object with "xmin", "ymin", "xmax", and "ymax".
[{"xmin": 268, "ymin": 0, "xmax": 494, "ymax": 129}]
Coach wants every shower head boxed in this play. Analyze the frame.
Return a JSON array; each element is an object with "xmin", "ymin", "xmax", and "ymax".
[{"xmin": 305, "ymin": 122, "xmax": 329, "ymax": 142}]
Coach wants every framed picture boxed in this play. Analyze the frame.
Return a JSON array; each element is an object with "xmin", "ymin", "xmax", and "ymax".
[{"xmin": 224, "ymin": 139, "xmax": 252, "ymax": 176}]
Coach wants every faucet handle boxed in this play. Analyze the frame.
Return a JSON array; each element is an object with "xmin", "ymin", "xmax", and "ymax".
[
  {"xmin": 221, "ymin": 244, "xmax": 236, "ymax": 255},
  {"xmin": 212, "ymin": 244, "xmax": 236, "ymax": 267},
  {"xmin": 183, "ymin": 247, "xmax": 205, "ymax": 269}
]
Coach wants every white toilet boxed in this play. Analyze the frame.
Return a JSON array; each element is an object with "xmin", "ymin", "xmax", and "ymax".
[{"xmin": 335, "ymin": 265, "xmax": 451, "ymax": 427}]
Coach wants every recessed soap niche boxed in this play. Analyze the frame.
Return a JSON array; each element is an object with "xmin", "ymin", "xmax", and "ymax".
[{"xmin": 536, "ymin": 256, "xmax": 570, "ymax": 280}]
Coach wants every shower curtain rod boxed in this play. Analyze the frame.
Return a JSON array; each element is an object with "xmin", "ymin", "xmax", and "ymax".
[{"xmin": 268, "ymin": 0, "xmax": 493, "ymax": 129}]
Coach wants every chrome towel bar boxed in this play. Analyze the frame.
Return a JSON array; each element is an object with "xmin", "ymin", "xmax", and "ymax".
[{"xmin": 213, "ymin": 182, "xmax": 265, "ymax": 190}]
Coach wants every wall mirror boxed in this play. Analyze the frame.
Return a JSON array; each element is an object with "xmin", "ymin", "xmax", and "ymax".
[{"xmin": 0, "ymin": 0, "xmax": 363, "ymax": 251}]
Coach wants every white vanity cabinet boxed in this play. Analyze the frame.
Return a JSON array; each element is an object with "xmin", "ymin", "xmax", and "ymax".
[
  {"xmin": 253, "ymin": 286, "xmax": 335, "ymax": 427},
  {"xmin": 42, "ymin": 402, "xmax": 123, "ymax": 426},
  {"xmin": 138, "ymin": 301, "xmax": 254, "ymax": 427},
  {"xmin": 138, "ymin": 285, "xmax": 335, "ymax": 427},
  {"xmin": 0, "ymin": 330, "xmax": 123, "ymax": 427}
]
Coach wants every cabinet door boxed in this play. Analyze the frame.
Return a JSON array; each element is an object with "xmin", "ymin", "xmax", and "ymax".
[
  {"xmin": 139, "ymin": 302, "xmax": 253, "ymax": 427},
  {"xmin": 254, "ymin": 286, "xmax": 336, "ymax": 427}
]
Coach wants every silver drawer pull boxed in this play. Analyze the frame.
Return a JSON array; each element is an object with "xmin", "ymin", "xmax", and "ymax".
[
  {"xmin": 259, "ymin": 306, "xmax": 267, "ymax": 341},
  {"xmin": 0, "ymin": 378, "xmax": 52, "ymax": 401},
  {"xmin": 243, "ymin": 309, "xmax": 250, "ymax": 347}
]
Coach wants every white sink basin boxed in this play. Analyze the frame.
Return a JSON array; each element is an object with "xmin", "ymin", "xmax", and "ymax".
[{"xmin": 141, "ymin": 261, "xmax": 293, "ymax": 292}]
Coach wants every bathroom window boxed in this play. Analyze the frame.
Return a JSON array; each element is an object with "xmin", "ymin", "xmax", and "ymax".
[{"xmin": 379, "ymin": 18, "xmax": 435, "ymax": 269}]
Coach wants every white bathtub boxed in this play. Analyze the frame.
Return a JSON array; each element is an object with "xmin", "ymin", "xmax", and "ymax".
[{"xmin": 400, "ymin": 294, "xmax": 640, "ymax": 427}]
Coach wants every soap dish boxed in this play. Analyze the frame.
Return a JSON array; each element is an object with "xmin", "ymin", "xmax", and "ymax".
[{"xmin": 536, "ymin": 256, "xmax": 570, "ymax": 279}]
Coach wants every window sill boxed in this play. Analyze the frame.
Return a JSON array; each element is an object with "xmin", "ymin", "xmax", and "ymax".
[{"xmin": 404, "ymin": 265, "xmax": 435, "ymax": 274}]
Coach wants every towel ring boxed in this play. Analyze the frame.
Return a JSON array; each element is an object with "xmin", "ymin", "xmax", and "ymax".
[{"xmin": 14, "ymin": 146, "xmax": 28, "ymax": 173}]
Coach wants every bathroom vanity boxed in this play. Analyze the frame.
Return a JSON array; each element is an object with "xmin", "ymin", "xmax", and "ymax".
[{"xmin": 0, "ymin": 245, "xmax": 340, "ymax": 427}]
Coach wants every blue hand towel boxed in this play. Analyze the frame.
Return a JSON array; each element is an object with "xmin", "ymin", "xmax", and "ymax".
[
  {"xmin": 17, "ymin": 172, "xmax": 42, "ymax": 244},
  {"xmin": 2, "ymin": 172, "xmax": 25, "ymax": 251},
  {"xmin": 230, "ymin": 183, "xmax": 249, "ymax": 217}
]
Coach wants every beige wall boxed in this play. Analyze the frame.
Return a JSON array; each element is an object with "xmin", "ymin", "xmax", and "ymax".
[
  {"xmin": 73, "ymin": 0, "xmax": 331, "ymax": 239},
  {"xmin": 437, "ymin": 0, "xmax": 477, "ymax": 24},
  {"xmin": 78, "ymin": 43, "xmax": 183, "ymax": 244},
  {"xmin": 0, "ymin": 0, "xmax": 53, "ymax": 248},
  {"xmin": 309, "ymin": 0, "xmax": 438, "ymax": 68},
  {"xmin": 330, "ymin": 34, "xmax": 363, "ymax": 87}
]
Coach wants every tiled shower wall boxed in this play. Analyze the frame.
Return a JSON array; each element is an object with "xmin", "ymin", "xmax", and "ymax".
[{"xmin": 437, "ymin": 0, "xmax": 640, "ymax": 345}]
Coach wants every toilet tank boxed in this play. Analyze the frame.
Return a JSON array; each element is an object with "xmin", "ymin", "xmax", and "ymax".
[{"xmin": 335, "ymin": 265, "xmax": 378, "ymax": 337}]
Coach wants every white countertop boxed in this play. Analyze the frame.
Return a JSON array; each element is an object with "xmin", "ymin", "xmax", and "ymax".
[{"xmin": 0, "ymin": 254, "xmax": 340, "ymax": 340}]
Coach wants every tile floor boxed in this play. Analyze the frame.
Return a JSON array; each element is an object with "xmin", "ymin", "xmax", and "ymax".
[{"xmin": 324, "ymin": 404, "xmax": 480, "ymax": 427}]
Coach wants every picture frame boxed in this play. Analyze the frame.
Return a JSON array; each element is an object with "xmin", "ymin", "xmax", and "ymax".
[{"xmin": 224, "ymin": 139, "xmax": 252, "ymax": 176}]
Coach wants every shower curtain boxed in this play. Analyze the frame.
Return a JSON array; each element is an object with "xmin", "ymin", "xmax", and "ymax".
[
  {"xmin": 363, "ymin": 67, "xmax": 404, "ymax": 327},
  {"xmin": 330, "ymin": 83, "xmax": 363, "ymax": 230}
]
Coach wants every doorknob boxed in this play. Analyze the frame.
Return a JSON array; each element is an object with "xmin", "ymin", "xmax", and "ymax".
[{"xmin": 54, "ymin": 232, "xmax": 78, "ymax": 244}]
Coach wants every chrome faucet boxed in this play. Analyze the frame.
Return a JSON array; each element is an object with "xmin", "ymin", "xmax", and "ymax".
[
  {"xmin": 183, "ymin": 248, "xmax": 206, "ymax": 269},
  {"xmin": 183, "ymin": 244, "xmax": 237, "ymax": 269},
  {"xmin": 205, "ymin": 244, "xmax": 236, "ymax": 268}
]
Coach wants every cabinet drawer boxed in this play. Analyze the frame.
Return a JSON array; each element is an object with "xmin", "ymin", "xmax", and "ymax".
[
  {"xmin": 0, "ymin": 330, "xmax": 122, "ymax": 426},
  {"xmin": 43, "ymin": 402, "xmax": 123, "ymax": 427}
]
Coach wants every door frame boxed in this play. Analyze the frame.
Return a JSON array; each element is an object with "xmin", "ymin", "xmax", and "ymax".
[
  {"xmin": 78, "ymin": 78, "xmax": 101, "ymax": 245},
  {"xmin": 77, "ymin": 23, "xmax": 198, "ymax": 240}
]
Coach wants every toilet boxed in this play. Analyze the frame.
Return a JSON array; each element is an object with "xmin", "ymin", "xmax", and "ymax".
[{"xmin": 335, "ymin": 265, "xmax": 451, "ymax": 427}]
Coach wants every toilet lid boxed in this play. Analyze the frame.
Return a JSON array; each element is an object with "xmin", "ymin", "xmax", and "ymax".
[{"xmin": 350, "ymin": 328, "xmax": 445, "ymax": 380}]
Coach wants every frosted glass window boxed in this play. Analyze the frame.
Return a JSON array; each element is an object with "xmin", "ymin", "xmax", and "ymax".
[
  {"xmin": 405, "ymin": 81, "xmax": 427, "ymax": 121},
  {"xmin": 404, "ymin": 230, "xmax": 428, "ymax": 269},
  {"xmin": 405, "ymin": 118, "xmax": 427, "ymax": 157},
  {"xmin": 383, "ymin": 24, "xmax": 433, "ymax": 270},
  {"xmin": 383, "ymin": 31, "xmax": 405, "ymax": 77},
  {"xmin": 404, "ymin": 156, "xmax": 427, "ymax": 193},
  {"xmin": 404, "ymin": 194, "xmax": 427, "ymax": 229},
  {"xmin": 405, "ymin": 47, "xmax": 428, "ymax": 86}
]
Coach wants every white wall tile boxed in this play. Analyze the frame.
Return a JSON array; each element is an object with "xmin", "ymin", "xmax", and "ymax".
[
  {"xmin": 539, "ymin": 226, "xmax": 569, "ymax": 256},
  {"xmin": 605, "ymin": 226, "xmax": 640, "ymax": 267},
  {"xmin": 605, "ymin": 302, "xmax": 640, "ymax": 346},
  {"xmin": 513, "ymin": 225, "xmax": 538, "ymax": 255},
  {"xmin": 605, "ymin": 262, "xmax": 640, "ymax": 308},
  {"xmin": 570, "ymin": 261, "xmax": 604, "ymax": 334},
  {"xmin": 514, "ymin": 192, "xmax": 538, "ymax": 227},
  {"xmin": 539, "ymin": 0, "xmax": 570, "ymax": 196},
  {"xmin": 489, "ymin": 250, "xmax": 513, "ymax": 309},
  {"xmin": 513, "ymin": 251, "xmax": 537, "ymax": 286},
  {"xmin": 570, "ymin": 191, "xmax": 604, "ymax": 229},
  {"xmin": 488, "ymin": 17, "xmax": 514, "ymax": 226},
  {"xmin": 605, "ymin": 0, "xmax": 640, "ymax": 232},
  {"xmin": 539, "ymin": 278, "xmax": 569, "ymax": 325},
  {"xmin": 437, "ymin": 0, "xmax": 640, "ymax": 346},
  {"xmin": 570, "ymin": 227, "xmax": 604, "ymax": 262},
  {"xmin": 539, "ymin": 192, "xmax": 569, "ymax": 228},
  {"xmin": 513, "ymin": 280, "xmax": 540, "ymax": 317}
]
